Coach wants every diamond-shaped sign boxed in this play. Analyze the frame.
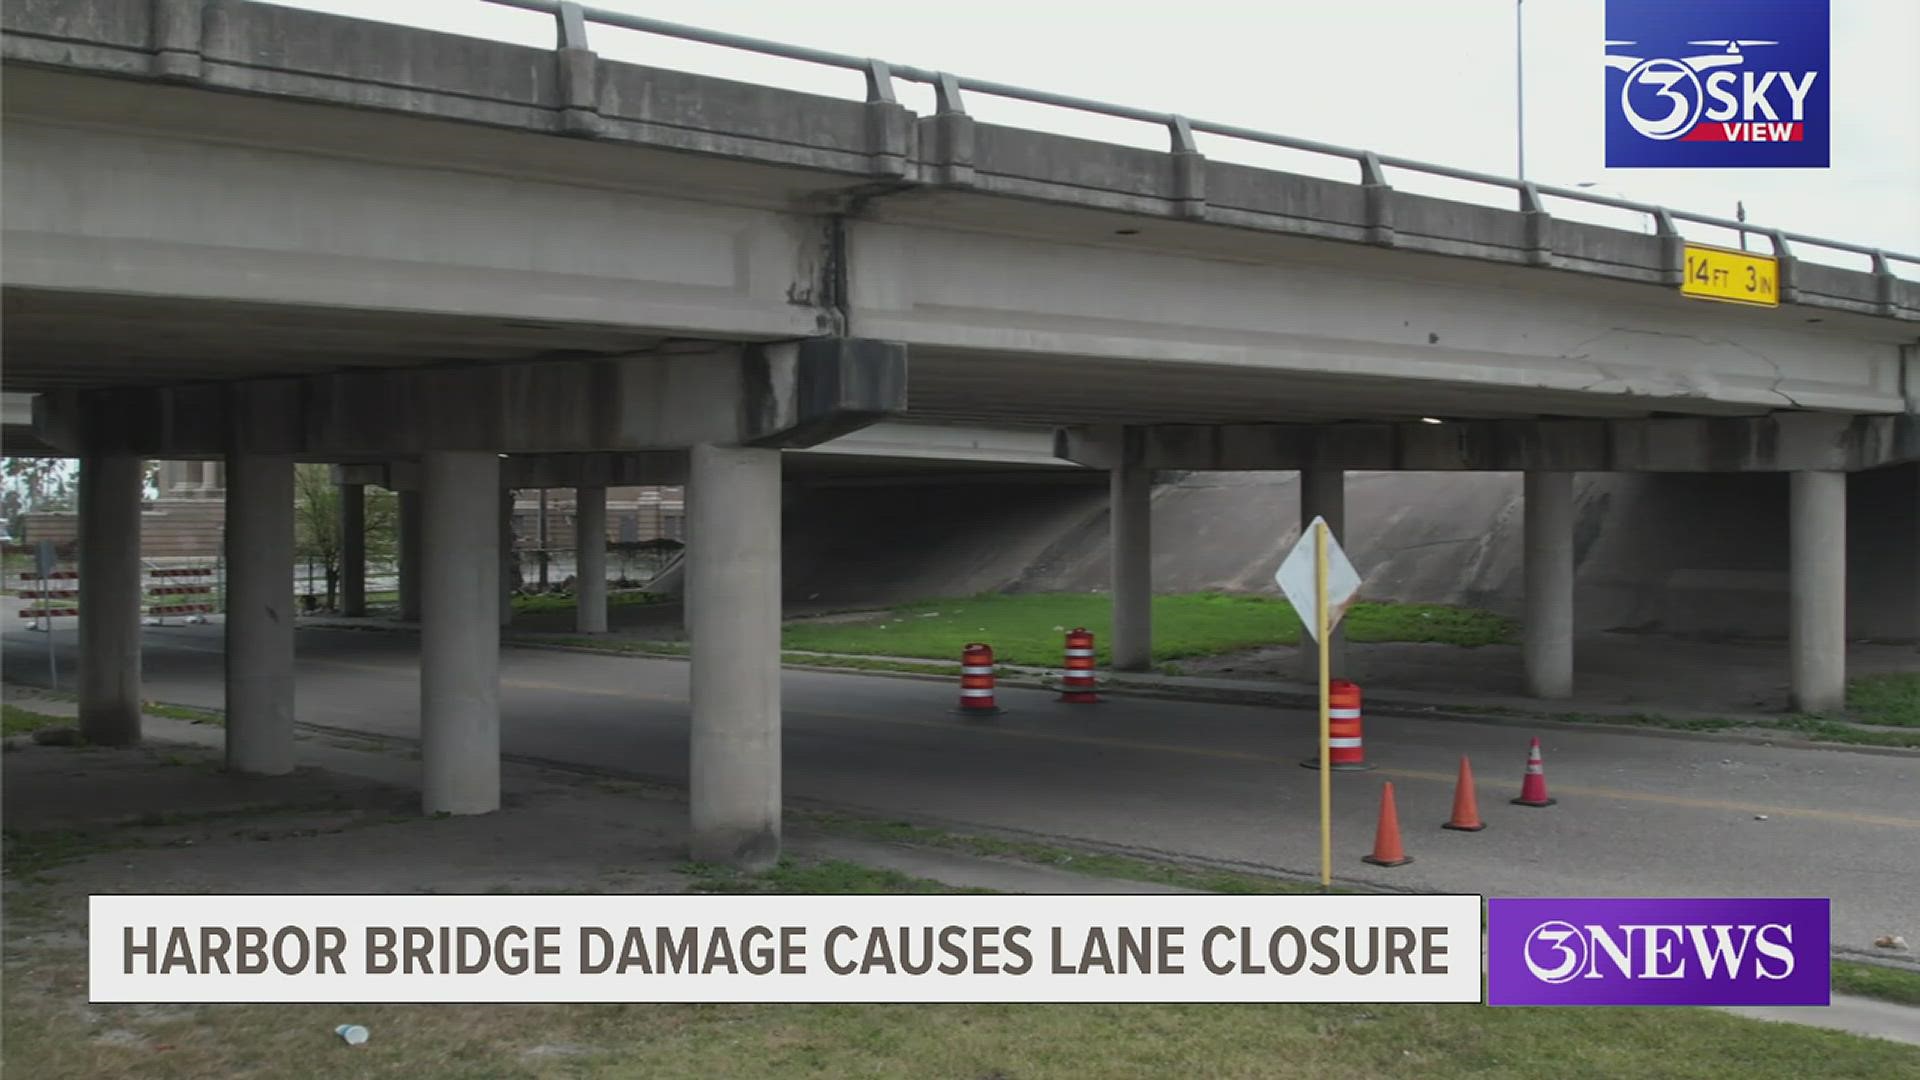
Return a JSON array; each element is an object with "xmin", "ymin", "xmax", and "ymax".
[{"xmin": 1274, "ymin": 517, "xmax": 1362, "ymax": 643}]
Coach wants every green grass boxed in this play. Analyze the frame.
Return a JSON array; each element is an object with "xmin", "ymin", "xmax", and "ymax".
[
  {"xmin": 511, "ymin": 589, "xmax": 673, "ymax": 615},
  {"xmin": 8, "ymin": 696, "xmax": 224, "ymax": 731},
  {"xmin": 512, "ymin": 636, "xmax": 956, "ymax": 678},
  {"xmin": 780, "ymin": 592, "xmax": 1515, "ymax": 667},
  {"xmin": 8, "ymin": 980, "xmax": 1914, "ymax": 1080},
  {"xmin": 800, "ymin": 812, "xmax": 1324, "ymax": 895},
  {"xmin": 1845, "ymin": 672, "xmax": 1920, "ymax": 727},
  {"xmin": 1, "ymin": 826, "xmax": 142, "ymax": 878},
  {"xmin": 683, "ymin": 857, "xmax": 992, "ymax": 895},
  {"xmin": 2, "ymin": 703, "xmax": 71, "ymax": 737},
  {"xmin": 140, "ymin": 700, "xmax": 224, "ymax": 725},
  {"xmin": 1531, "ymin": 709, "xmax": 1920, "ymax": 749},
  {"xmin": 1773, "ymin": 716, "xmax": 1920, "ymax": 749},
  {"xmin": 517, "ymin": 635, "xmax": 689, "ymax": 656},
  {"xmin": 1832, "ymin": 960, "xmax": 1920, "ymax": 1006}
]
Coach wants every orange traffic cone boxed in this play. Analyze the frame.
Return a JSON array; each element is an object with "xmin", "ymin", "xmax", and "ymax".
[
  {"xmin": 1511, "ymin": 737, "xmax": 1557, "ymax": 807},
  {"xmin": 1443, "ymin": 755, "xmax": 1486, "ymax": 831},
  {"xmin": 1362, "ymin": 782, "xmax": 1413, "ymax": 867}
]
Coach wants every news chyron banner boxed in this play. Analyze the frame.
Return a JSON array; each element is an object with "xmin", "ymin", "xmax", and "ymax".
[{"xmin": 91, "ymin": 894, "xmax": 1481, "ymax": 1004}]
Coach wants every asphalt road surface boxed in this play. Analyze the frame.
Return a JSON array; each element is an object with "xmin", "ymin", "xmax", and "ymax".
[{"xmin": 6, "ymin": 622, "xmax": 1916, "ymax": 952}]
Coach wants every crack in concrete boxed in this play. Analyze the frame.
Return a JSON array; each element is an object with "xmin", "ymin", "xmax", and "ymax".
[{"xmin": 1553, "ymin": 327, "xmax": 1803, "ymax": 408}]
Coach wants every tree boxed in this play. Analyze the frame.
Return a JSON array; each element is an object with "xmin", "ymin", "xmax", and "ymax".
[
  {"xmin": 292, "ymin": 465, "xmax": 399, "ymax": 610},
  {"xmin": 0, "ymin": 457, "xmax": 75, "ymax": 523}
]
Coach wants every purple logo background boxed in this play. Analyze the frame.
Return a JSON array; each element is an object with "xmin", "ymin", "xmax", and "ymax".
[{"xmin": 1488, "ymin": 898, "xmax": 1829, "ymax": 1006}]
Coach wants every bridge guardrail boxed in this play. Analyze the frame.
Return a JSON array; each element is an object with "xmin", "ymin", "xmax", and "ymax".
[{"xmin": 486, "ymin": 0, "xmax": 1916, "ymax": 311}]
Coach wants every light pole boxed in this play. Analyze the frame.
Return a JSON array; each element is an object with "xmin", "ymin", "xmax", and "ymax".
[{"xmin": 1515, "ymin": 0, "xmax": 1526, "ymax": 180}]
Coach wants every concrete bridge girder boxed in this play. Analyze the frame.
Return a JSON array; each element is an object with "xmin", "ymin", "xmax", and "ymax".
[
  {"xmin": 32, "ymin": 339, "xmax": 906, "ymax": 458},
  {"xmin": 1056, "ymin": 414, "xmax": 1920, "ymax": 475},
  {"xmin": 840, "ymin": 220, "xmax": 1914, "ymax": 423}
]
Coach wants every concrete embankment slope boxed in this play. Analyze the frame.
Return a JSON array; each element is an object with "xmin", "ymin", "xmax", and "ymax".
[{"xmin": 776, "ymin": 465, "xmax": 1917, "ymax": 640}]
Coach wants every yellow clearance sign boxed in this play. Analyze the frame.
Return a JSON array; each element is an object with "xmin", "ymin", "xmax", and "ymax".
[{"xmin": 1681, "ymin": 244, "xmax": 1780, "ymax": 308}]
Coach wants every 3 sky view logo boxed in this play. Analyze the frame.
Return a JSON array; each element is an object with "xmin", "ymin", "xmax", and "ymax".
[
  {"xmin": 1487, "ymin": 899, "xmax": 1830, "ymax": 1006},
  {"xmin": 1605, "ymin": 0, "xmax": 1829, "ymax": 167}
]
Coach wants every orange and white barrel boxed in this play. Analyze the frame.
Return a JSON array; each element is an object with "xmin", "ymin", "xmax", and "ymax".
[
  {"xmin": 1301, "ymin": 679, "xmax": 1375, "ymax": 771},
  {"xmin": 957, "ymin": 642, "xmax": 1003, "ymax": 715},
  {"xmin": 1328, "ymin": 679, "xmax": 1370, "ymax": 770},
  {"xmin": 1058, "ymin": 627, "xmax": 1099, "ymax": 703}
]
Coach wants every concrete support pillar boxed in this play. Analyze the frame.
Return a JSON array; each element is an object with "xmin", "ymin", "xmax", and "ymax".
[
  {"xmin": 576, "ymin": 485, "xmax": 608, "ymax": 634},
  {"xmin": 499, "ymin": 487, "xmax": 515, "ymax": 628},
  {"xmin": 1789, "ymin": 470, "xmax": 1846, "ymax": 713},
  {"xmin": 338, "ymin": 482, "xmax": 365, "ymax": 617},
  {"xmin": 1523, "ymin": 471, "xmax": 1576, "ymax": 700},
  {"xmin": 77, "ymin": 453, "xmax": 143, "ymax": 745},
  {"xmin": 421, "ymin": 451, "xmax": 501, "ymax": 815},
  {"xmin": 687, "ymin": 444, "xmax": 782, "ymax": 868},
  {"xmin": 224, "ymin": 454, "xmax": 296, "ymax": 775},
  {"xmin": 1297, "ymin": 467, "xmax": 1348, "ymax": 680},
  {"xmin": 1110, "ymin": 461, "xmax": 1153, "ymax": 672},
  {"xmin": 396, "ymin": 490, "xmax": 422, "ymax": 622}
]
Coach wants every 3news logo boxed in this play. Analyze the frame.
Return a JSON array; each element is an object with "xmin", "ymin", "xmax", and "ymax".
[
  {"xmin": 1604, "ymin": 0, "xmax": 1829, "ymax": 168},
  {"xmin": 1487, "ymin": 898, "xmax": 1830, "ymax": 1006}
]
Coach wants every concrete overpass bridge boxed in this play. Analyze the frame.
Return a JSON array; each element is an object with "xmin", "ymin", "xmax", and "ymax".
[{"xmin": 4, "ymin": 0, "xmax": 1916, "ymax": 866}]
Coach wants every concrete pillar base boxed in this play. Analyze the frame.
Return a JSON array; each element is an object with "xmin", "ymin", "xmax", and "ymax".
[
  {"xmin": 1789, "ymin": 471, "xmax": 1846, "ymax": 713},
  {"xmin": 576, "ymin": 485, "xmax": 608, "ymax": 635},
  {"xmin": 688, "ymin": 444, "xmax": 782, "ymax": 869},
  {"xmin": 422, "ymin": 452, "xmax": 501, "ymax": 815},
  {"xmin": 397, "ymin": 490, "xmax": 422, "ymax": 623},
  {"xmin": 1110, "ymin": 456, "xmax": 1152, "ymax": 672},
  {"xmin": 339, "ymin": 481, "xmax": 366, "ymax": 617},
  {"xmin": 225, "ymin": 454, "xmax": 296, "ymax": 775},
  {"xmin": 499, "ymin": 486, "xmax": 515, "ymax": 629},
  {"xmin": 78, "ymin": 453, "xmax": 144, "ymax": 746},
  {"xmin": 1523, "ymin": 471, "xmax": 1575, "ymax": 700}
]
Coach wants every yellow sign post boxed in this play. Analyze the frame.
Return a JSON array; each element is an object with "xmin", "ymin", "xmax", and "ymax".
[
  {"xmin": 1275, "ymin": 515, "xmax": 1359, "ymax": 891},
  {"xmin": 1315, "ymin": 521, "xmax": 1332, "ymax": 890},
  {"xmin": 1681, "ymin": 244, "xmax": 1780, "ymax": 307}
]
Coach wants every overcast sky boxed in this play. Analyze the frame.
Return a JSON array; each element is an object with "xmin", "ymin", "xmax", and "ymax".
[{"xmin": 275, "ymin": 0, "xmax": 1917, "ymax": 270}]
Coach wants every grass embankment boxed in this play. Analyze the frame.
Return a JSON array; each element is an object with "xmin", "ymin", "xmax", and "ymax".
[{"xmin": 781, "ymin": 592, "xmax": 1514, "ymax": 667}]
